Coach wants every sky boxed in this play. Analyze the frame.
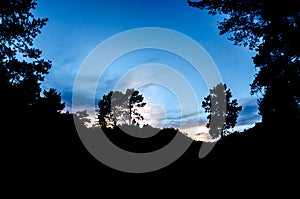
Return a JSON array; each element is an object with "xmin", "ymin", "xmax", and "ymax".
[{"xmin": 32, "ymin": 0, "xmax": 261, "ymax": 138}]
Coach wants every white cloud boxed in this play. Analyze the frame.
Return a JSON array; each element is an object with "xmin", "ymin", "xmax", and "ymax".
[{"xmin": 180, "ymin": 126, "xmax": 209, "ymax": 139}]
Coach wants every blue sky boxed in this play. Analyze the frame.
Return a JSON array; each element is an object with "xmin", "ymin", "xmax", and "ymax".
[{"xmin": 33, "ymin": 0, "xmax": 261, "ymax": 135}]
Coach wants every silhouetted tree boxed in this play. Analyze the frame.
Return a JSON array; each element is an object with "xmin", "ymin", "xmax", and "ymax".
[
  {"xmin": 123, "ymin": 89, "xmax": 147, "ymax": 125},
  {"xmin": 202, "ymin": 83, "xmax": 242, "ymax": 138},
  {"xmin": 0, "ymin": 0, "xmax": 51, "ymax": 115},
  {"xmin": 97, "ymin": 91, "xmax": 114, "ymax": 126},
  {"xmin": 97, "ymin": 89, "xmax": 146, "ymax": 127},
  {"xmin": 189, "ymin": 0, "xmax": 300, "ymax": 126},
  {"xmin": 33, "ymin": 88, "xmax": 65, "ymax": 115}
]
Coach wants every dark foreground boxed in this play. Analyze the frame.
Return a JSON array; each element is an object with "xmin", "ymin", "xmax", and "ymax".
[{"xmin": 3, "ymin": 113, "xmax": 298, "ymax": 193}]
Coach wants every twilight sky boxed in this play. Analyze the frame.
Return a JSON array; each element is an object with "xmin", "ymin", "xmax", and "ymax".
[{"xmin": 32, "ymin": 0, "xmax": 261, "ymax": 137}]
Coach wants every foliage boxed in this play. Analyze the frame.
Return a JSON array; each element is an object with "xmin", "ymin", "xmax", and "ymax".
[
  {"xmin": 202, "ymin": 83, "xmax": 242, "ymax": 138},
  {"xmin": 97, "ymin": 89, "xmax": 146, "ymax": 127},
  {"xmin": 33, "ymin": 88, "xmax": 65, "ymax": 115},
  {"xmin": 0, "ymin": 0, "xmax": 52, "ymax": 113},
  {"xmin": 189, "ymin": 0, "xmax": 300, "ymax": 124}
]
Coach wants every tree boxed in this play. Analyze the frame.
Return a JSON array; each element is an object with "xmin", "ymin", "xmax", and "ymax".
[
  {"xmin": 0, "ymin": 0, "xmax": 51, "ymax": 115},
  {"xmin": 123, "ymin": 89, "xmax": 147, "ymax": 125},
  {"xmin": 188, "ymin": 0, "xmax": 300, "ymax": 126},
  {"xmin": 97, "ymin": 89, "xmax": 146, "ymax": 127},
  {"xmin": 202, "ymin": 83, "xmax": 242, "ymax": 138},
  {"xmin": 98, "ymin": 91, "xmax": 114, "ymax": 126},
  {"xmin": 33, "ymin": 88, "xmax": 65, "ymax": 115}
]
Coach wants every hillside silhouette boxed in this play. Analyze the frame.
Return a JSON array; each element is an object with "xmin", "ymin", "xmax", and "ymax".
[{"xmin": 3, "ymin": 93, "xmax": 297, "ymax": 191}]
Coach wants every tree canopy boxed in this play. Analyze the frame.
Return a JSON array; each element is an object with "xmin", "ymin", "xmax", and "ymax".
[
  {"xmin": 189, "ymin": 0, "xmax": 300, "ymax": 125},
  {"xmin": 1, "ymin": 0, "xmax": 52, "ymax": 114},
  {"xmin": 97, "ymin": 89, "xmax": 146, "ymax": 127},
  {"xmin": 202, "ymin": 83, "xmax": 242, "ymax": 138},
  {"xmin": 32, "ymin": 88, "xmax": 65, "ymax": 115}
]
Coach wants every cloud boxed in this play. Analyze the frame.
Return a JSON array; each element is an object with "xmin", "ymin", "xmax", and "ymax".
[
  {"xmin": 61, "ymin": 90, "xmax": 73, "ymax": 110},
  {"xmin": 179, "ymin": 126, "xmax": 212, "ymax": 140},
  {"xmin": 97, "ymin": 74, "xmax": 121, "ymax": 95},
  {"xmin": 60, "ymin": 80, "xmax": 261, "ymax": 134},
  {"xmin": 236, "ymin": 96, "xmax": 261, "ymax": 127},
  {"xmin": 62, "ymin": 57, "xmax": 76, "ymax": 65},
  {"xmin": 193, "ymin": 132, "xmax": 211, "ymax": 141},
  {"xmin": 161, "ymin": 110, "xmax": 204, "ymax": 120},
  {"xmin": 159, "ymin": 111, "xmax": 207, "ymax": 129},
  {"xmin": 145, "ymin": 57, "xmax": 160, "ymax": 63},
  {"xmin": 64, "ymin": 70, "xmax": 125, "ymax": 114}
]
